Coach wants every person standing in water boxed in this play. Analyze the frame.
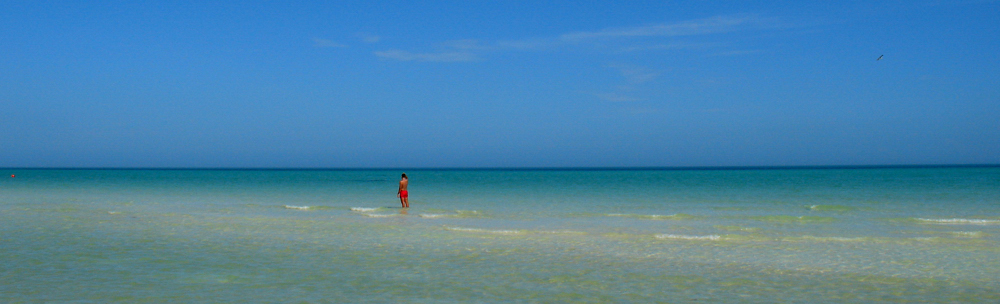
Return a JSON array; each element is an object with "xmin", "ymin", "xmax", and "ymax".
[{"xmin": 397, "ymin": 173, "xmax": 409, "ymax": 208}]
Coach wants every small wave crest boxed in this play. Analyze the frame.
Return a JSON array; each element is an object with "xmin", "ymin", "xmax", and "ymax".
[
  {"xmin": 713, "ymin": 225, "xmax": 760, "ymax": 232},
  {"xmin": 655, "ymin": 234, "xmax": 720, "ymax": 241},
  {"xmin": 350, "ymin": 207, "xmax": 380, "ymax": 212},
  {"xmin": 916, "ymin": 218, "xmax": 1000, "ymax": 225},
  {"xmin": 712, "ymin": 207, "xmax": 753, "ymax": 211},
  {"xmin": 950, "ymin": 231, "xmax": 985, "ymax": 238},
  {"xmin": 284, "ymin": 205, "xmax": 310, "ymax": 210},
  {"xmin": 418, "ymin": 210, "xmax": 484, "ymax": 219},
  {"xmin": 362, "ymin": 213, "xmax": 400, "ymax": 218},
  {"xmin": 456, "ymin": 210, "xmax": 482, "ymax": 216},
  {"xmin": 808, "ymin": 205, "xmax": 856, "ymax": 212},
  {"xmin": 536, "ymin": 230, "xmax": 586, "ymax": 235},
  {"xmin": 796, "ymin": 235, "xmax": 869, "ymax": 242},
  {"xmin": 444, "ymin": 226, "xmax": 522, "ymax": 235},
  {"xmin": 606, "ymin": 213, "xmax": 697, "ymax": 220},
  {"xmin": 748, "ymin": 215, "xmax": 836, "ymax": 224}
]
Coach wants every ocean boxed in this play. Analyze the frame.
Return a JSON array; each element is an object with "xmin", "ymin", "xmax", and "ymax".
[{"xmin": 2, "ymin": 167, "xmax": 998, "ymax": 302}]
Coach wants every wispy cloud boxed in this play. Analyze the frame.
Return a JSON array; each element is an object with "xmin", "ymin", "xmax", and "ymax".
[
  {"xmin": 595, "ymin": 93, "xmax": 640, "ymax": 102},
  {"xmin": 595, "ymin": 65, "xmax": 660, "ymax": 102},
  {"xmin": 709, "ymin": 49, "xmax": 764, "ymax": 56},
  {"xmin": 494, "ymin": 38, "xmax": 561, "ymax": 51},
  {"xmin": 372, "ymin": 15, "xmax": 770, "ymax": 62},
  {"xmin": 357, "ymin": 33, "xmax": 381, "ymax": 43},
  {"xmin": 560, "ymin": 16, "xmax": 759, "ymax": 41},
  {"xmin": 492, "ymin": 15, "xmax": 763, "ymax": 52},
  {"xmin": 625, "ymin": 106, "xmax": 659, "ymax": 115},
  {"xmin": 313, "ymin": 38, "xmax": 347, "ymax": 48},
  {"xmin": 618, "ymin": 42, "xmax": 714, "ymax": 52},
  {"xmin": 611, "ymin": 65, "xmax": 659, "ymax": 85},
  {"xmin": 442, "ymin": 39, "xmax": 492, "ymax": 51},
  {"xmin": 375, "ymin": 50, "xmax": 477, "ymax": 62}
]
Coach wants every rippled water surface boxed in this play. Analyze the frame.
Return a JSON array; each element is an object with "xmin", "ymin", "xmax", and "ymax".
[{"xmin": 2, "ymin": 167, "xmax": 999, "ymax": 302}]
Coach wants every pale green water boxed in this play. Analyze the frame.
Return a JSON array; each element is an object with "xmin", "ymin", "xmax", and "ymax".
[{"xmin": 2, "ymin": 167, "xmax": 999, "ymax": 302}]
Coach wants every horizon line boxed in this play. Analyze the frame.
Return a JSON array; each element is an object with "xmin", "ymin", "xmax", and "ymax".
[{"xmin": 2, "ymin": 164, "xmax": 998, "ymax": 171}]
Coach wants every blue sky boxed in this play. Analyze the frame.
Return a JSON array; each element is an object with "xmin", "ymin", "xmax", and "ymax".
[{"xmin": 2, "ymin": 1, "xmax": 998, "ymax": 168}]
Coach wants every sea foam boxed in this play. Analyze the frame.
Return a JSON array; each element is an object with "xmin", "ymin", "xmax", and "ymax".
[
  {"xmin": 535, "ymin": 230, "xmax": 586, "ymax": 234},
  {"xmin": 350, "ymin": 207, "xmax": 379, "ymax": 212},
  {"xmin": 362, "ymin": 213, "xmax": 400, "ymax": 218},
  {"xmin": 949, "ymin": 231, "xmax": 985, "ymax": 238},
  {"xmin": 916, "ymin": 218, "xmax": 1000, "ymax": 225},
  {"xmin": 419, "ymin": 210, "xmax": 484, "ymax": 219},
  {"xmin": 655, "ymin": 234, "xmax": 720, "ymax": 241},
  {"xmin": 607, "ymin": 213, "xmax": 696, "ymax": 220},
  {"xmin": 748, "ymin": 215, "xmax": 836, "ymax": 223},
  {"xmin": 284, "ymin": 205, "xmax": 310, "ymax": 210},
  {"xmin": 797, "ymin": 235, "xmax": 869, "ymax": 242},
  {"xmin": 808, "ymin": 205, "xmax": 856, "ymax": 212},
  {"xmin": 444, "ymin": 226, "xmax": 522, "ymax": 235}
]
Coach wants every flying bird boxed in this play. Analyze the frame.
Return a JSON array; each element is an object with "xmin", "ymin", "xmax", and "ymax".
[{"xmin": 877, "ymin": 55, "xmax": 883, "ymax": 61}]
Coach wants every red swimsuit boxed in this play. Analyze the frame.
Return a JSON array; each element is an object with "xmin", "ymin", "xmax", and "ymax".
[{"xmin": 399, "ymin": 190, "xmax": 408, "ymax": 198}]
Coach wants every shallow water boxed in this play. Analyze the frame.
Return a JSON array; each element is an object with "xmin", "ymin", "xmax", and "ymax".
[{"xmin": 2, "ymin": 167, "xmax": 999, "ymax": 302}]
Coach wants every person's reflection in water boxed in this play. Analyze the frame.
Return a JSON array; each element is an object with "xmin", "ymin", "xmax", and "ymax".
[{"xmin": 399, "ymin": 208, "xmax": 408, "ymax": 215}]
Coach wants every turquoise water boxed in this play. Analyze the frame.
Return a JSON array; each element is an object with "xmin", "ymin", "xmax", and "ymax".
[{"xmin": 2, "ymin": 167, "xmax": 999, "ymax": 302}]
